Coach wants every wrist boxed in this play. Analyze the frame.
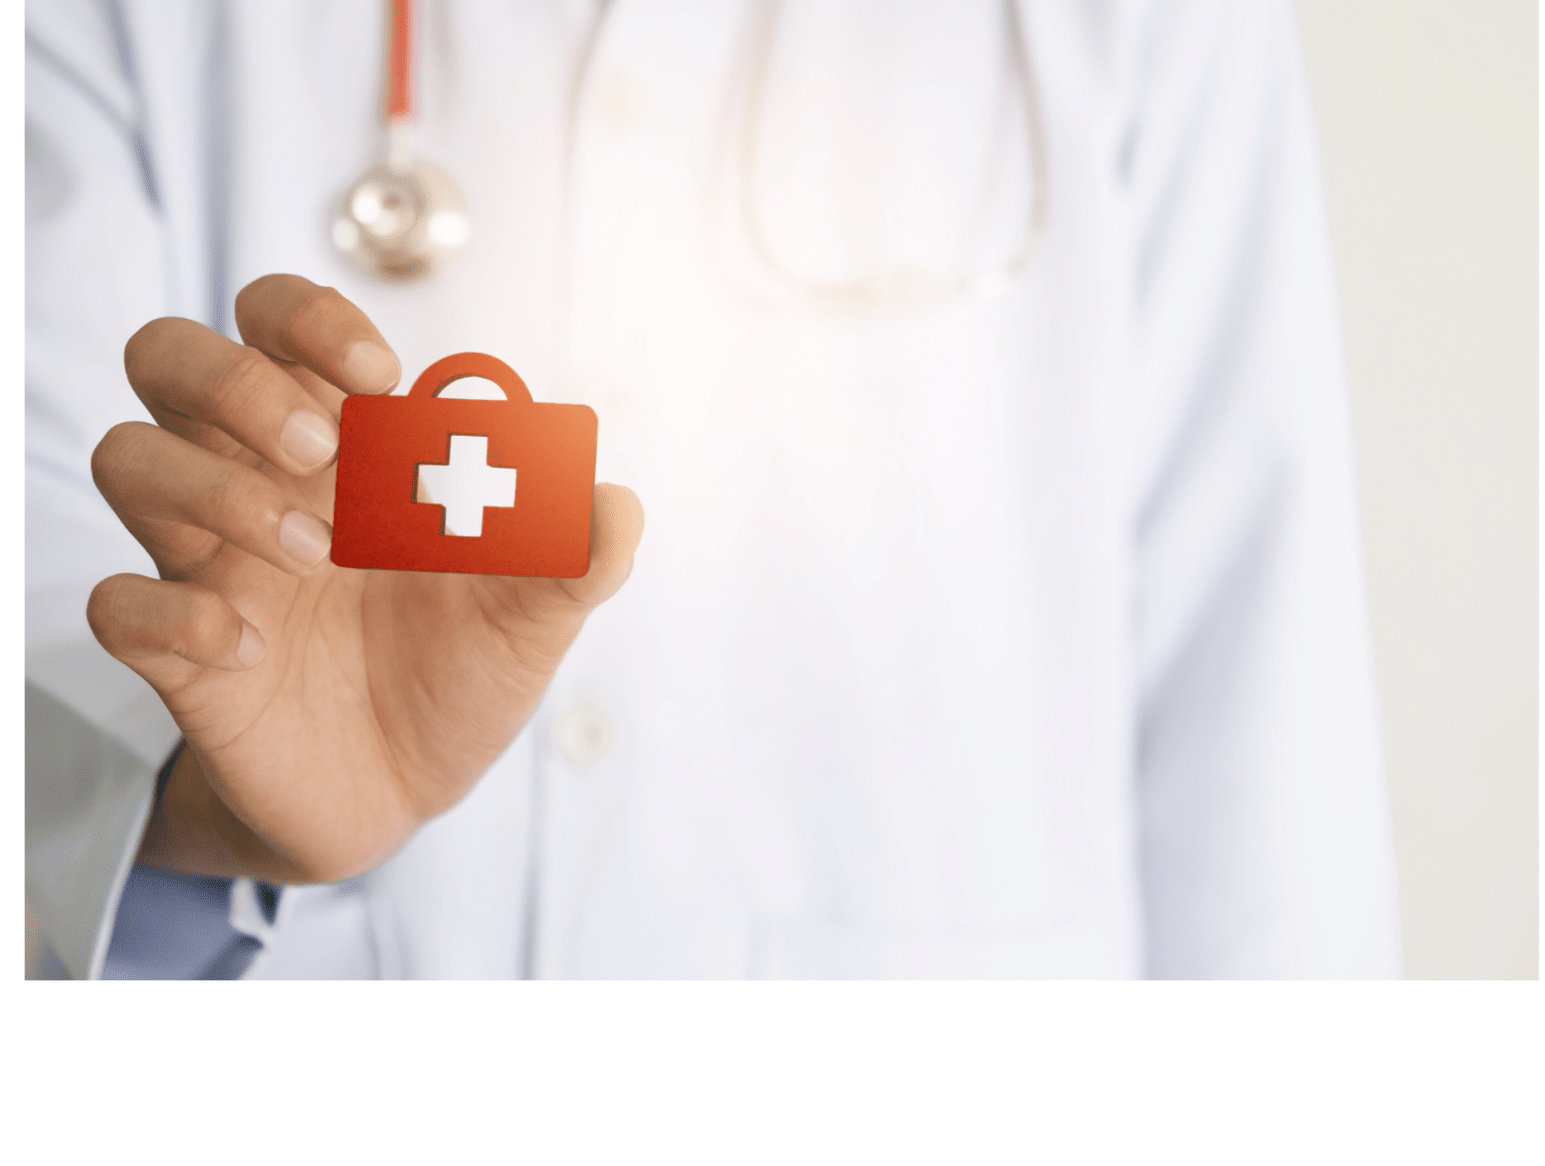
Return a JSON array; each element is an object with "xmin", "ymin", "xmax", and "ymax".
[
  {"xmin": 136, "ymin": 743, "xmax": 242, "ymax": 878},
  {"xmin": 136, "ymin": 744, "xmax": 306, "ymax": 881},
  {"xmin": 135, "ymin": 743, "xmax": 417, "ymax": 885}
]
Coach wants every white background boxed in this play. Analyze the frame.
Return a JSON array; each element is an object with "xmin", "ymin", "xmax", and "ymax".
[{"xmin": 1295, "ymin": 0, "xmax": 1537, "ymax": 978}]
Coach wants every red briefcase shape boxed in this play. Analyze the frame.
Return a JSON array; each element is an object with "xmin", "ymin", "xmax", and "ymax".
[{"xmin": 330, "ymin": 352, "xmax": 596, "ymax": 577}]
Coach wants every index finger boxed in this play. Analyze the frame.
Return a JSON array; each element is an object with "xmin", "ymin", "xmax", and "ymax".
[{"xmin": 234, "ymin": 274, "xmax": 402, "ymax": 397}]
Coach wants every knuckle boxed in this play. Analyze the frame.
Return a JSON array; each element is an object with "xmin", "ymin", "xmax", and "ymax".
[
  {"xmin": 287, "ymin": 283, "xmax": 346, "ymax": 340},
  {"xmin": 178, "ymin": 590, "xmax": 234, "ymax": 657},
  {"xmin": 233, "ymin": 275, "xmax": 268, "ymax": 310},
  {"xmin": 85, "ymin": 574, "xmax": 134, "ymax": 647},
  {"xmin": 233, "ymin": 274, "xmax": 289, "ymax": 325},
  {"xmin": 201, "ymin": 461, "xmax": 267, "ymax": 534},
  {"xmin": 235, "ymin": 272, "xmax": 292, "ymax": 307},
  {"xmin": 123, "ymin": 317, "xmax": 180, "ymax": 381},
  {"xmin": 90, "ymin": 422, "xmax": 152, "ymax": 492},
  {"xmin": 210, "ymin": 348, "xmax": 277, "ymax": 417}
]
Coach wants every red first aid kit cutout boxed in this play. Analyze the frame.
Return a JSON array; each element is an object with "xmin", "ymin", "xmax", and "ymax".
[{"xmin": 330, "ymin": 352, "xmax": 596, "ymax": 577}]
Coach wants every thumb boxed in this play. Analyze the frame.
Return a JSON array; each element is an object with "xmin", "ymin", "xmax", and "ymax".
[{"xmin": 558, "ymin": 483, "xmax": 645, "ymax": 606}]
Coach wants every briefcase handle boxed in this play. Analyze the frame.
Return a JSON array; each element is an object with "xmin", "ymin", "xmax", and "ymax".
[{"xmin": 407, "ymin": 352, "xmax": 534, "ymax": 404}]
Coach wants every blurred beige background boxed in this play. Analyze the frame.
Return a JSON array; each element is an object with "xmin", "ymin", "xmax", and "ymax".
[{"xmin": 1295, "ymin": 0, "xmax": 1538, "ymax": 978}]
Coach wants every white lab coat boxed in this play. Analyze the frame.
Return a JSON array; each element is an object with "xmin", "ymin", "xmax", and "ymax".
[{"xmin": 25, "ymin": 0, "xmax": 1402, "ymax": 978}]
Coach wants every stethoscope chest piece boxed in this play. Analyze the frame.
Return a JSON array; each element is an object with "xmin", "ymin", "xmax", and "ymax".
[{"xmin": 334, "ymin": 158, "xmax": 469, "ymax": 281}]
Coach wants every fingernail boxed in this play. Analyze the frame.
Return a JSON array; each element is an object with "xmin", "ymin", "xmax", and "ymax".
[
  {"xmin": 279, "ymin": 510, "xmax": 332, "ymax": 568},
  {"xmin": 236, "ymin": 623, "xmax": 266, "ymax": 668},
  {"xmin": 280, "ymin": 411, "xmax": 339, "ymax": 471},
  {"xmin": 343, "ymin": 341, "xmax": 401, "ymax": 394}
]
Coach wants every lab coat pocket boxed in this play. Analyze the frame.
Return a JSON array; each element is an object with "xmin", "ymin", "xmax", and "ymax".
[{"xmin": 749, "ymin": 916, "xmax": 1133, "ymax": 980}]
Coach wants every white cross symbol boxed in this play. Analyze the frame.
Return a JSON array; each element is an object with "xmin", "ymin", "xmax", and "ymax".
[{"xmin": 414, "ymin": 434, "xmax": 516, "ymax": 537}]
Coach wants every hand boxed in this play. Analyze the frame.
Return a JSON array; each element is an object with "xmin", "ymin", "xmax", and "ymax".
[{"xmin": 87, "ymin": 275, "xmax": 644, "ymax": 884}]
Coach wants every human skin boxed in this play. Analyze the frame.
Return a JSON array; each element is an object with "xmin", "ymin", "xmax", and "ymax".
[{"xmin": 87, "ymin": 274, "xmax": 645, "ymax": 885}]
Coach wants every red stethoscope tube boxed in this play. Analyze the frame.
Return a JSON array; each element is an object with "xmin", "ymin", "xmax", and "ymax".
[{"xmin": 386, "ymin": 0, "xmax": 413, "ymax": 121}]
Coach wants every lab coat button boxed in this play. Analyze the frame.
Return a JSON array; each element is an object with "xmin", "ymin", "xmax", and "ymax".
[{"xmin": 556, "ymin": 705, "xmax": 616, "ymax": 765}]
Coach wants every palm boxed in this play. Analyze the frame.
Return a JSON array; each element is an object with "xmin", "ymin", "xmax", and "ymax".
[{"xmin": 157, "ymin": 455, "xmax": 604, "ymax": 879}]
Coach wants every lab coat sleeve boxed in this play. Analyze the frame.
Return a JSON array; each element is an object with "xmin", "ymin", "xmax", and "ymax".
[
  {"xmin": 25, "ymin": 1, "xmax": 184, "ymax": 979},
  {"xmin": 102, "ymin": 864, "xmax": 279, "ymax": 979},
  {"xmin": 1124, "ymin": 0, "xmax": 1402, "ymax": 976}
]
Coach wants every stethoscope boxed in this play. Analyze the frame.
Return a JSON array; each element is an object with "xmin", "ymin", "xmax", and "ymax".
[
  {"xmin": 332, "ymin": 0, "xmax": 469, "ymax": 281},
  {"xmin": 334, "ymin": 0, "xmax": 1046, "ymax": 305},
  {"xmin": 738, "ymin": 0, "xmax": 1046, "ymax": 307}
]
